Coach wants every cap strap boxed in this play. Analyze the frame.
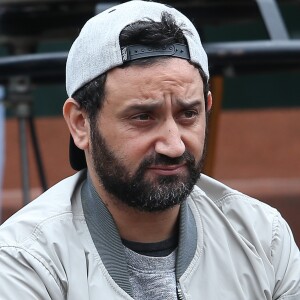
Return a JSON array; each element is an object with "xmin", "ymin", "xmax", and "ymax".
[{"xmin": 121, "ymin": 43, "xmax": 190, "ymax": 62}]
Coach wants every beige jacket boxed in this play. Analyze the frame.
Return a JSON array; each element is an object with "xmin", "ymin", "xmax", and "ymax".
[{"xmin": 0, "ymin": 171, "xmax": 299, "ymax": 299}]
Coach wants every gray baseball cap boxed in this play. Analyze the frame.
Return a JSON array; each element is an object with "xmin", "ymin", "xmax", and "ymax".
[
  {"xmin": 66, "ymin": 0, "xmax": 209, "ymax": 97},
  {"xmin": 66, "ymin": 0, "xmax": 209, "ymax": 170}
]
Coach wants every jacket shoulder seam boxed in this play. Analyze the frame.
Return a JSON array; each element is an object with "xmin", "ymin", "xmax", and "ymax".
[
  {"xmin": 22, "ymin": 212, "xmax": 74, "ymax": 245},
  {"xmin": 213, "ymin": 191, "xmax": 244, "ymax": 207}
]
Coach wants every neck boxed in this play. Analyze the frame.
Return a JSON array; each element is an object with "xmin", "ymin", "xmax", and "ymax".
[
  {"xmin": 106, "ymin": 201, "xmax": 180, "ymax": 243},
  {"xmin": 89, "ymin": 173, "xmax": 180, "ymax": 243}
]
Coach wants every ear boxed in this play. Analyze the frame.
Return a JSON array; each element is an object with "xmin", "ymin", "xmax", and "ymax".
[
  {"xmin": 206, "ymin": 91, "xmax": 213, "ymax": 112},
  {"xmin": 63, "ymin": 98, "xmax": 89, "ymax": 150}
]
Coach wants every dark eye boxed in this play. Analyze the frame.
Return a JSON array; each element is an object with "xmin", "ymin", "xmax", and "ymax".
[
  {"xmin": 133, "ymin": 113, "xmax": 151, "ymax": 121},
  {"xmin": 183, "ymin": 110, "xmax": 198, "ymax": 118}
]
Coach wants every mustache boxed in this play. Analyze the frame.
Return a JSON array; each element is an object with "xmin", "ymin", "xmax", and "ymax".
[{"xmin": 139, "ymin": 151, "xmax": 196, "ymax": 169}]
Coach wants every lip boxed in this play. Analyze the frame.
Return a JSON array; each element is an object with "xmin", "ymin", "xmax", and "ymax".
[{"xmin": 148, "ymin": 163, "xmax": 186, "ymax": 176}]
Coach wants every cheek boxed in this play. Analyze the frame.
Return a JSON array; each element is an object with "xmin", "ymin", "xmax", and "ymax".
[
  {"xmin": 182, "ymin": 123, "xmax": 207, "ymax": 158},
  {"xmin": 104, "ymin": 128, "xmax": 154, "ymax": 170},
  {"xmin": 122, "ymin": 134, "xmax": 155, "ymax": 160},
  {"xmin": 106, "ymin": 125, "xmax": 151, "ymax": 153}
]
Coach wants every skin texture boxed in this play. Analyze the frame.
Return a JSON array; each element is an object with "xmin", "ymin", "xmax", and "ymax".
[{"xmin": 63, "ymin": 58, "xmax": 212, "ymax": 242}]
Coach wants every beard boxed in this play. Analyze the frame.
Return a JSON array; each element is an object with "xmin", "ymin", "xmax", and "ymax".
[{"xmin": 90, "ymin": 126, "xmax": 206, "ymax": 212}]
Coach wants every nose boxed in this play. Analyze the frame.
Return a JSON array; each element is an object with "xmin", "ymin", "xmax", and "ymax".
[{"xmin": 154, "ymin": 118, "xmax": 185, "ymax": 158}]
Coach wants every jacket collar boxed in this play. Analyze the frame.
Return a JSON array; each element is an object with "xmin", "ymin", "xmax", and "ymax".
[{"xmin": 81, "ymin": 175, "xmax": 197, "ymax": 296}]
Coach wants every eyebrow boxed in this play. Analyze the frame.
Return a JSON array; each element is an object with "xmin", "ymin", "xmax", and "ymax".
[
  {"xmin": 122, "ymin": 101, "xmax": 163, "ymax": 114},
  {"xmin": 175, "ymin": 99, "xmax": 203, "ymax": 109},
  {"xmin": 121, "ymin": 98, "xmax": 203, "ymax": 115}
]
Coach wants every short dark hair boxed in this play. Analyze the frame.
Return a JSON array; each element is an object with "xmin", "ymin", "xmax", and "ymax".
[{"xmin": 72, "ymin": 12, "xmax": 209, "ymax": 125}]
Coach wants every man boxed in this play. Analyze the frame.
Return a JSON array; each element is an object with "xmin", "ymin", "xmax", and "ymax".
[{"xmin": 0, "ymin": 1, "xmax": 299, "ymax": 299}]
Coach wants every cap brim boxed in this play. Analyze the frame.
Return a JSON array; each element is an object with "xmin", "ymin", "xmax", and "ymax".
[{"xmin": 69, "ymin": 135, "xmax": 87, "ymax": 171}]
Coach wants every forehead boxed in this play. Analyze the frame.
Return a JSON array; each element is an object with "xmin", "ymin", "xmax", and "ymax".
[{"xmin": 104, "ymin": 58, "xmax": 204, "ymax": 103}]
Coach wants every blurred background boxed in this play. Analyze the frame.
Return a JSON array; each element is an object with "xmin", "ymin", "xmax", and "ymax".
[{"xmin": 0, "ymin": 0, "xmax": 299, "ymax": 245}]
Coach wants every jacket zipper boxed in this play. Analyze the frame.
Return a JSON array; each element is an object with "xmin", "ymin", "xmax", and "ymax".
[{"xmin": 176, "ymin": 281, "xmax": 185, "ymax": 300}]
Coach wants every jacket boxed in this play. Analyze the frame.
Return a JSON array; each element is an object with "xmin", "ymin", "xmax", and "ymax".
[{"xmin": 0, "ymin": 171, "xmax": 299, "ymax": 299}]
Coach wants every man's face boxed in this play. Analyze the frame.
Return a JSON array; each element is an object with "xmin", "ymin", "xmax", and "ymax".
[{"xmin": 89, "ymin": 58, "xmax": 211, "ymax": 212}]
